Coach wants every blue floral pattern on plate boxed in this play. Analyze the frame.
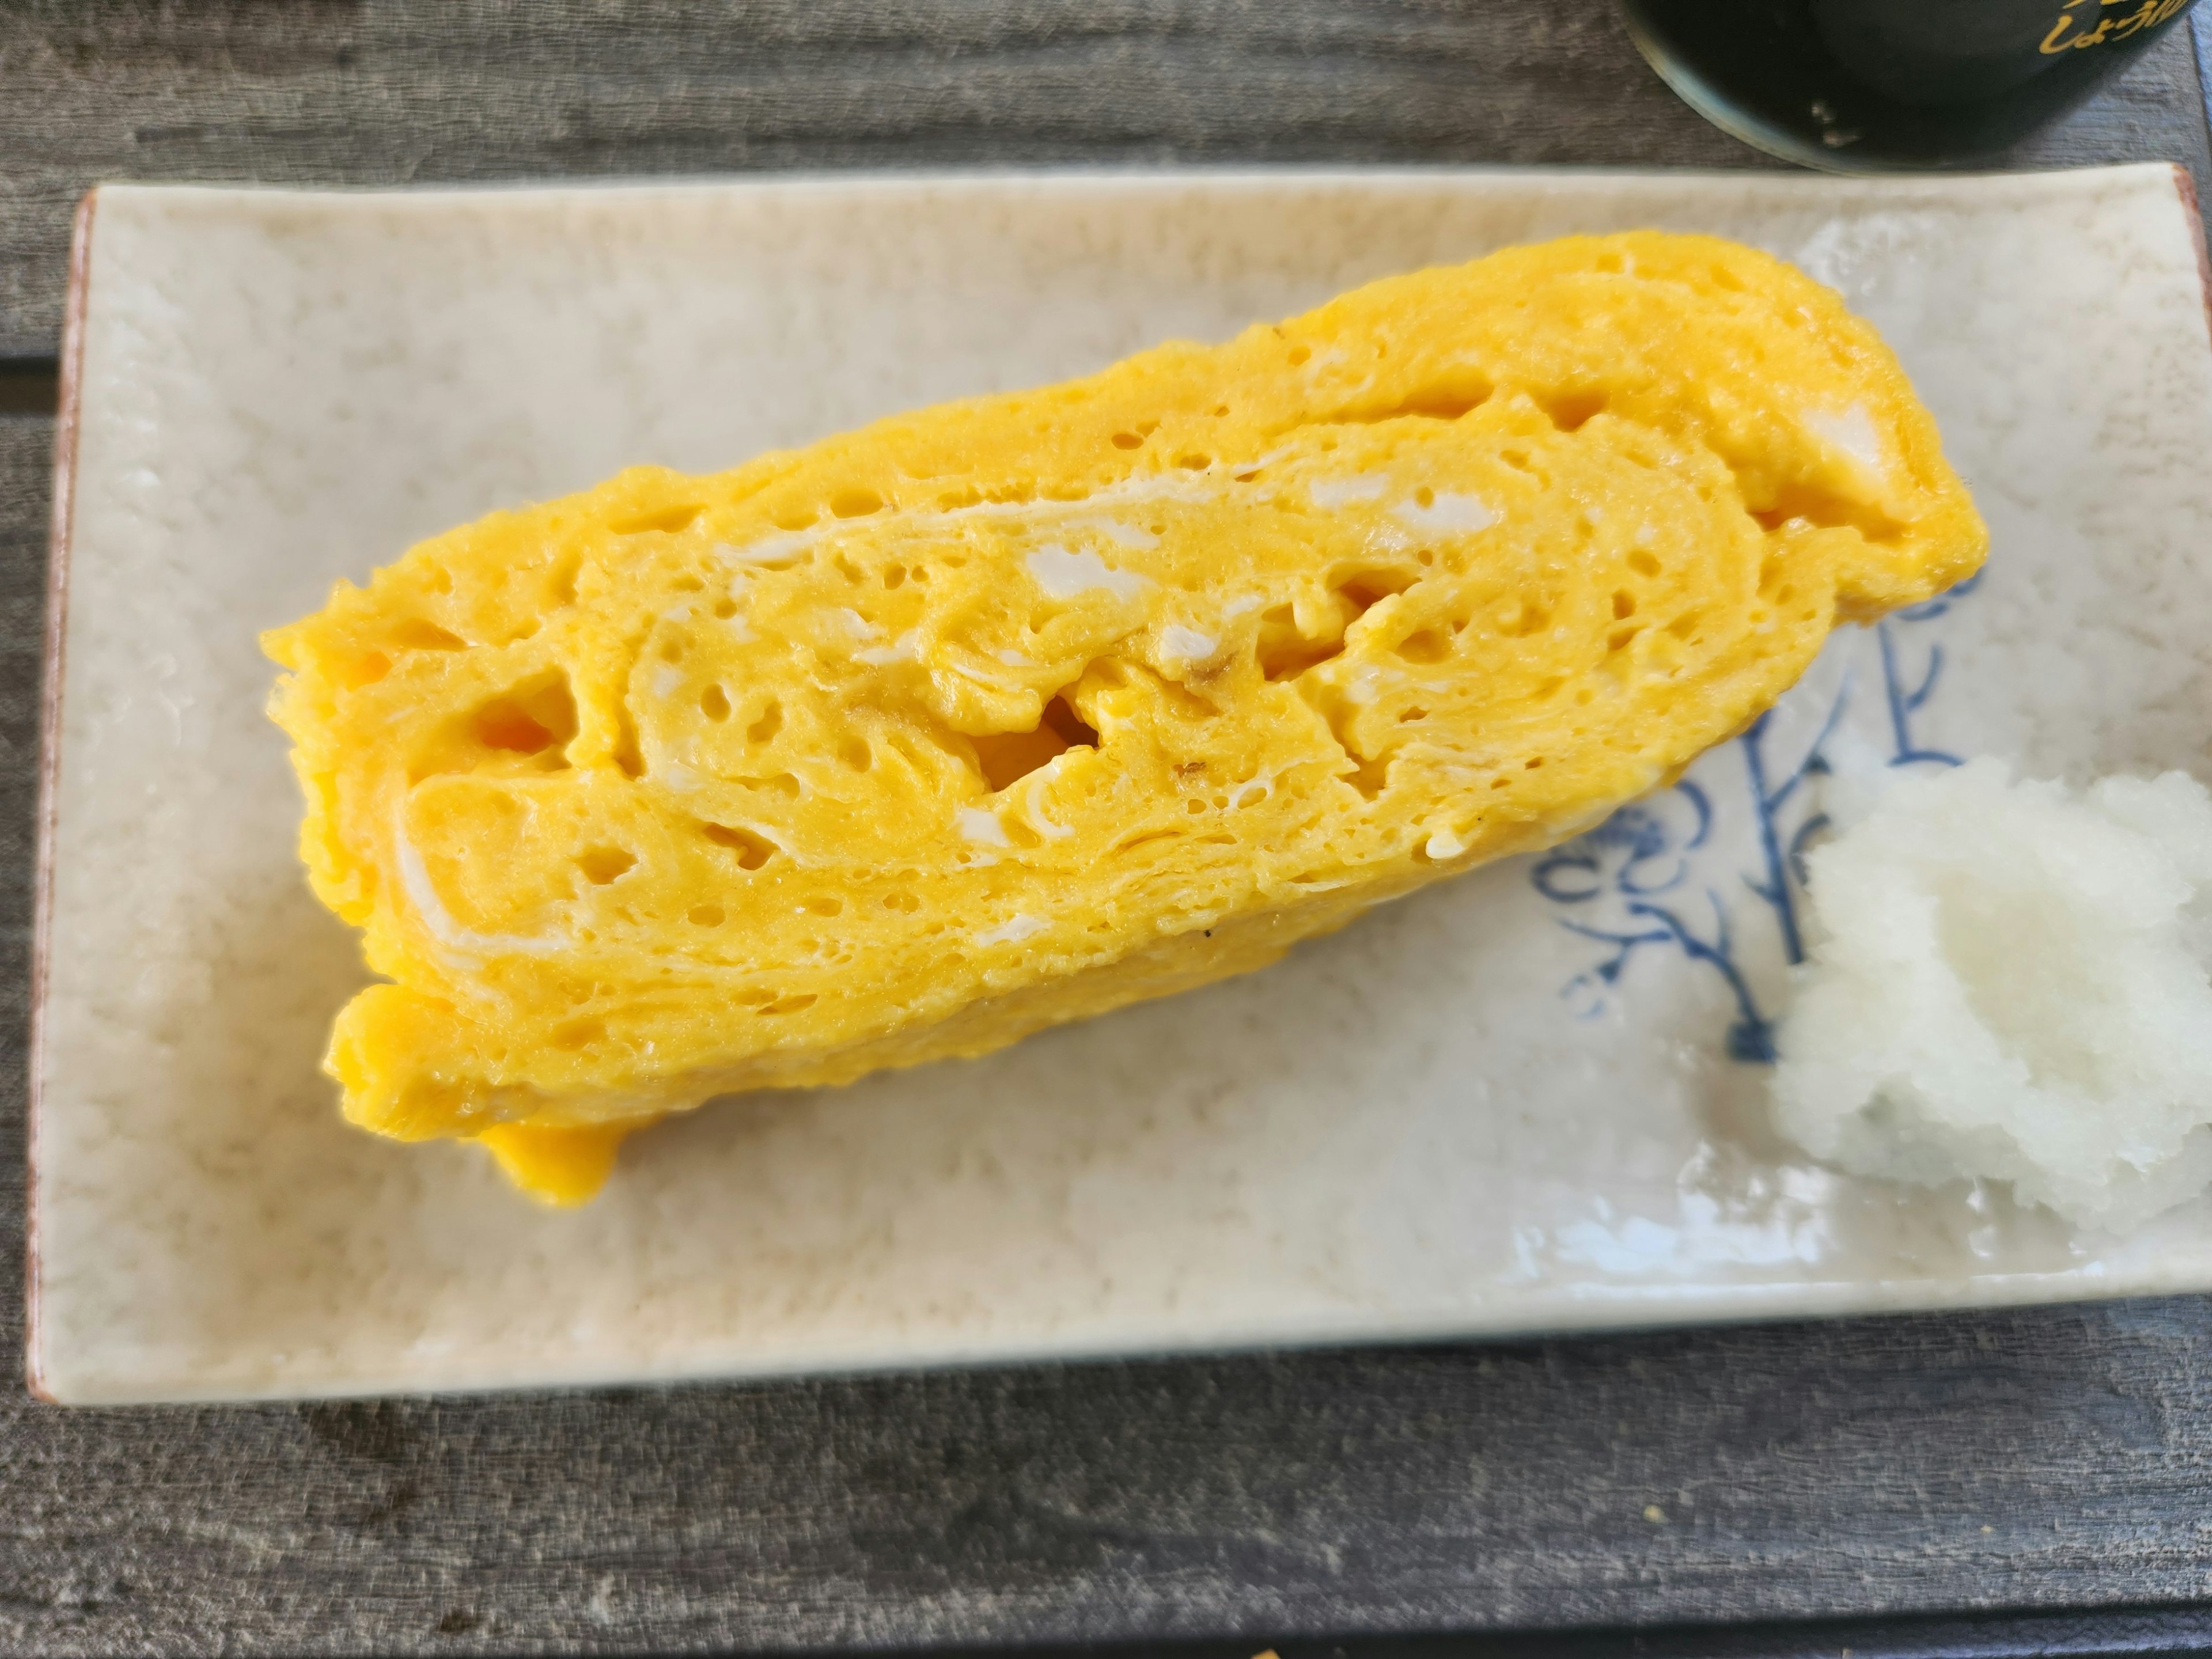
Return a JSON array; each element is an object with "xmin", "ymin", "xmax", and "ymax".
[{"xmin": 1532, "ymin": 574, "xmax": 1983, "ymax": 1061}]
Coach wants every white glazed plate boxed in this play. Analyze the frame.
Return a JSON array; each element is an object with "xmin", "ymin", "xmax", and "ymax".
[{"xmin": 32, "ymin": 165, "xmax": 2212, "ymax": 1404}]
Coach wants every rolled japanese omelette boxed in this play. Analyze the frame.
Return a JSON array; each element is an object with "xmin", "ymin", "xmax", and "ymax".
[{"xmin": 264, "ymin": 230, "xmax": 1986, "ymax": 1205}]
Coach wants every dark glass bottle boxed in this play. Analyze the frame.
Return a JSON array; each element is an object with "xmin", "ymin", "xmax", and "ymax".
[{"xmin": 1621, "ymin": 0, "xmax": 2198, "ymax": 171}]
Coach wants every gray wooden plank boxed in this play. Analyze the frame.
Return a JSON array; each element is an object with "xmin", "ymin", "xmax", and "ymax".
[
  {"xmin": 1, "ymin": 0, "xmax": 2209, "ymax": 359},
  {"xmin": 8, "ymin": 421, "xmax": 2212, "ymax": 1651}
]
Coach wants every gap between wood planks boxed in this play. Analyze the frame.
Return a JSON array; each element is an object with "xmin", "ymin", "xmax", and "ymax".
[{"xmin": 0, "ymin": 359, "xmax": 57, "ymax": 418}]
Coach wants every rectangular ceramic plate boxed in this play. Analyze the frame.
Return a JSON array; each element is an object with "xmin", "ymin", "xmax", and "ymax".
[{"xmin": 32, "ymin": 165, "xmax": 2212, "ymax": 1404}]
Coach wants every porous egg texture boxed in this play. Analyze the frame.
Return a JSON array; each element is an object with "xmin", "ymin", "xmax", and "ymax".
[{"xmin": 264, "ymin": 231, "xmax": 1986, "ymax": 1202}]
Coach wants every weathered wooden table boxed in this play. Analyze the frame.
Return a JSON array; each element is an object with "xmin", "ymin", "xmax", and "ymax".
[{"xmin": 7, "ymin": 4, "xmax": 2212, "ymax": 1653}]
